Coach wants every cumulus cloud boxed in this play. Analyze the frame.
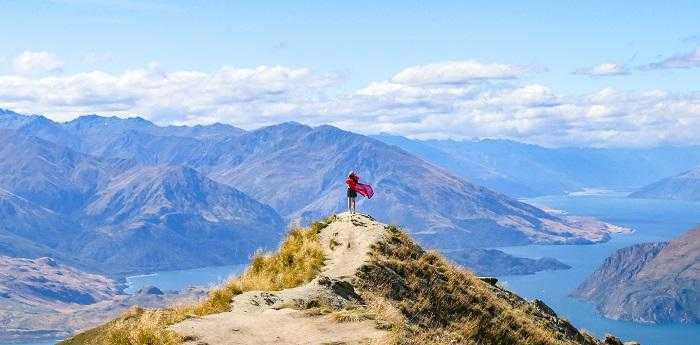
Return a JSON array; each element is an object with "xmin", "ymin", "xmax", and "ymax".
[
  {"xmin": 573, "ymin": 63, "xmax": 628, "ymax": 76},
  {"xmin": 13, "ymin": 51, "xmax": 65, "ymax": 74},
  {"xmin": 1, "ymin": 55, "xmax": 699, "ymax": 147},
  {"xmin": 0, "ymin": 63, "xmax": 337, "ymax": 125},
  {"xmin": 332, "ymin": 70, "xmax": 699, "ymax": 147},
  {"xmin": 390, "ymin": 60, "xmax": 541, "ymax": 85},
  {"xmin": 640, "ymin": 46, "xmax": 700, "ymax": 70}
]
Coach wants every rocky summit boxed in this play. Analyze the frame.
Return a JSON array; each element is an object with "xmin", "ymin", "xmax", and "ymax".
[{"xmin": 60, "ymin": 214, "xmax": 636, "ymax": 345}]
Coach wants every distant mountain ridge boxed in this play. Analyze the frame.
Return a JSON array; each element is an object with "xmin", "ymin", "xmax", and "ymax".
[
  {"xmin": 0, "ymin": 111, "xmax": 286, "ymax": 275},
  {"xmin": 0, "ymin": 109, "xmax": 624, "ymax": 272},
  {"xmin": 630, "ymin": 166, "xmax": 700, "ymax": 201},
  {"xmin": 447, "ymin": 248, "xmax": 571, "ymax": 276},
  {"xmin": 573, "ymin": 226, "xmax": 700, "ymax": 324},
  {"xmin": 374, "ymin": 133, "xmax": 700, "ymax": 197}
]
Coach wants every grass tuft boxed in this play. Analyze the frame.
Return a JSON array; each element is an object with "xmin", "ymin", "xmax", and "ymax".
[
  {"xmin": 59, "ymin": 220, "xmax": 329, "ymax": 345},
  {"xmin": 357, "ymin": 227, "xmax": 597, "ymax": 345},
  {"xmin": 330, "ymin": 305, "xmax": 375, "ymax": 323}
]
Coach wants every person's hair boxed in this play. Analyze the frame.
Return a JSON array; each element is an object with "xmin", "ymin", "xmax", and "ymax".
[{"xmin": 348, "ymin": 170, "xmax": 355, "ymax": 177}]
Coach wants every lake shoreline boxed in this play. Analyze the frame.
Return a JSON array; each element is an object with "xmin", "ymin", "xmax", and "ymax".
[{"xmin": 498, "ymin": 193, "xmax": 700, "ymax": 345}]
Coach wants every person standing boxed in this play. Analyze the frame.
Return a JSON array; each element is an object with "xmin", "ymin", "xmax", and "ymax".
[{"xmin": 345, "ymin": 171, "xmax": 373, "ymax": 214}]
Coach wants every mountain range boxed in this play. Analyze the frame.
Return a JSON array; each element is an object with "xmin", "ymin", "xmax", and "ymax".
[
  {"xmin": 573, "ymin": 226, "xmax": 700, "ymax": 324},
  {"xmin": 629, "ymin": 166, "xmax": 700, "ymax": 201},
  {"xmin": 0, "ymin": 109, "xmax": 621, "ymax": 268},
  {"xmin": 0, "ymin": 113, "xmax": 285, "ymax": 275},
  {"xmin": 374, "ymin": 134, "xmax": 700, "ymax": 197}
]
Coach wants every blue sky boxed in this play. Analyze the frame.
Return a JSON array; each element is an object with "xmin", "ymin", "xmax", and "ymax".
[{"xmin": 1, "ymin": 1, "xmax": 699, "ymax": 147}]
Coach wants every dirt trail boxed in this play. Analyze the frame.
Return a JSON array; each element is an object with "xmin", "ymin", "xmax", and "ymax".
[{"xmin": 171, "ymin": 212, "xmax": 388, "ymax": 345}]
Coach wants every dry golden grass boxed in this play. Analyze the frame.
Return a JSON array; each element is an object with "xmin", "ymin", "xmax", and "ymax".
[
  {"xmin": 356, "ymin": 225, "xmax": 593, "ymax": 345},
  {"xmin": 330, "ymin": 305, "xmax": 375, "ymax": 323},
  {"xmin": 59, "ymin": 218, "xmax": 331, "ymax": 345},
  {"xmin": 60, "ymin": 216, "xmax": 600, "ymax": 345}
]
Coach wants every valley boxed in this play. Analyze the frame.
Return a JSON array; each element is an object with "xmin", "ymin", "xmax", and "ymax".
[{"xmin": 1, "ymin": 109, "xmax": 699, "ymax": 344}]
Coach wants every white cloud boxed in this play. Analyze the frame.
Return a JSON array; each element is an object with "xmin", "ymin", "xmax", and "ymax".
[
  {"xmin": 390, "ymin": 60, "xmax": 540, "ymax": 85},
  {"xmin": 574, "ymin": 63, "xmax": 628, "ymax": 76},
  {"xmin": 13, "ymin": 51, "xmax": 65, "ymax": 74},
  {"xmin": 640, "ymin": 46, "xmax": 700, "ymax": 70},
  {"xmin": 329, "ymin": 75, "xmax": 700, "ymax": 147},
  {"xmin": 0, "ymin": 63, "xmax": 336, "ymax": 125},
  {"xmin": 1, "ymin": 55, "xmax": 699, "ymax": 147}
]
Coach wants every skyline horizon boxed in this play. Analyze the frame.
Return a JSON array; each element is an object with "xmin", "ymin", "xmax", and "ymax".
[
  {"xmin": 4, "ymin": 106, "xmax": 700, "ymax": 150},
  {"xmin": 2, "ymin": 1, "xmax": 699, "ymax": 147}
]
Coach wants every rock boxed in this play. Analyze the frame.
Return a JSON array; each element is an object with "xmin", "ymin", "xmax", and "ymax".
[
  {"xmin": 531, "ymin": 299, "xmax": 557, "ymax": 317},
  {"xmin": 37, "ymin": 257, "xmax": 58, "ymax": 267},
  {"xmin": 317, "ymin": 276, "xmax": 361, "ymax": 302},
  {"xmin": 477, "ymin": 277, "xmax": 498, "ymax": 286},
  {"xmin": 136, "ymin": 286, "xmax": 164, "ymax": 295},
  {"xmin": 603, "ymin": 334, "xmax": 624, "ymax": 345}
]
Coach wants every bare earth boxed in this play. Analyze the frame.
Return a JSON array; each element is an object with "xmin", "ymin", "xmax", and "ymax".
[{"xmin": 171, "ymin": 212, "xmax": 388, "ymax": 345}]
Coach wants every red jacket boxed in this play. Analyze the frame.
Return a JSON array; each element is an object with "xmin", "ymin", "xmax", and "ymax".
[{"xmin": 346, "ymin": 174, "xmax": 374, "ymax": 199}]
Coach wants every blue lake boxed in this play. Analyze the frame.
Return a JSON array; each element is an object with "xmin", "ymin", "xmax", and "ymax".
[
  {"xmin": 124, "ymin": 263, "xmax": 246, "ymax": 294},
  {"xmin": 497, "ymin": 193, "xmax": 700, "ymax": 345}
]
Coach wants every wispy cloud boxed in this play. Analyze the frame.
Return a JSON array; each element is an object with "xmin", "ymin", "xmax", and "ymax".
[
  {"xmin": 390, "ymin": 60, "xmax": 543, "ymax": 86},
  {"xmin": 13, "ymin": 51, "xmax": 64, "ymax": 74},
  {"xmin": 640, "ymin": 47, "xmax": 700, "ymax": 70},
  {"xmin": 573, "ymin": 63, "xmax": 628, "ymax": 76}
]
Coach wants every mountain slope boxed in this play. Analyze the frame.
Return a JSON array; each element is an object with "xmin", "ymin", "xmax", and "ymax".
[
  {"xmin": 0, "ymin": 256, "xmax": 208, "ymax": 343},
  {"xmin": 62, "ymin": 214, "xmax": 630, "ymax": 345},
  {"xmin": 76, "ymin": 165, "xmax": 286, "ymax": 274},
  {"xmin": 2, "ymin": 111, "xmax": 621, "ymax": 249},
  {"xmin": 0, "ymin": 127, "xmax": 286, "ymax": 275},
  {"xmin": 0, "ymin": 130, "xmax": 117, "ymax": 214},
  {"xmin": 629, "ymin": 166, "xmax": 700, "ymax": 201},
  {"xmin": 0, "ymin": 188, "xmax": 81, "ymax": 262},
  {"xmin": 208, "ymin": 123, "xmax": 619, "ymax": 248},
  {"xmin": 573, "ymin": 226, "xmax": 700, "ymax": 324},
  {"xmin": 0, "ymin": 256, "xmax": 119, "ymax": 306}
]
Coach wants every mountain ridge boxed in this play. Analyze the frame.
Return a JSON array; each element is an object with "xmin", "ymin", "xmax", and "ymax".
[
  {"xmin": 0, "ymin": 126, "xmax": 286, "ymax": 275},
  {"xmin": 573, "ymin": 226, "xmax": 700, "ymax": 324},
  {"xmin": 373, "ymin": 133, "xmax": 700, "ymax": 197},
  {"xmin": 0, "ymin": 109, "xmax": 622, "ymax": 251},
  {"xmin": 630, "ymin": 166, "xmax": 700, "ymax": 201}
]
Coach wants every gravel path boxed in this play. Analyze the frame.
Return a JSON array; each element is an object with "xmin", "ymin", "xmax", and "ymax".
[{"xmin": 171, "ymin": 213, "xmax": 388, "ymax": 345}]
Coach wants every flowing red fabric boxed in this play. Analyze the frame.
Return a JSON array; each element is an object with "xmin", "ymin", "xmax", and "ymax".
[{"xmin": 346, "ymin": 175, "xmax": 374, "ymax": 199}]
